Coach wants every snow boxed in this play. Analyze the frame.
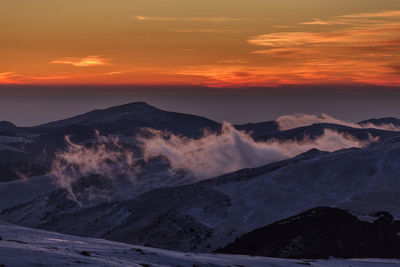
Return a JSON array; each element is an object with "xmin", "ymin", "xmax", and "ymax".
[
  {"xmin": 0, "ymin": 176, "xmax": 56, "ymax": 211},
  {"xmin": 0, "ymin": 136, "xmax": 32, "ymax": 144},
  {"xmin": 4, "ymin": 142, "xmax": 400, "ymax": 252},
  {"xmin": 0, "ymin": 221, "xmax": 399, "ymax": 267},
  {"xmin": 0, "ymin": 144, "xmax": 24, "ymax": 152},
  {"xmin": 0, "ymin": 135, "xmax": 33, "ymax": 151}
]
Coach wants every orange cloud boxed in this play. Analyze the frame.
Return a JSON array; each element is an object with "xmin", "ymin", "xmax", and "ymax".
[
  {"xmin": 0, "ymin": 72, "xmax": 23, "ymax": 84},
  {"xmin": 3, "ymin": 6, "xmax": 400, "ymax": 88},
  {"xmin": 243, "ymin": 12, "xmax": 400, "ymax": 87},
  {"xmin": 342, "ymin": 10, "xmax": 400, "ymax": 19},
  {"xmin": 174, "ymin": 60, "xmax": 400, "ymax": 88},
  {"xmin": 134, "ymin": 16, "xmax": 241, "ymax": 22},
  {"xmin": 300, "ymin": 18, "xmax": 345, "ymax": 26},
  {"xmin": 51, "ymin": 55, "xmax": 107, "ymax": 67}
]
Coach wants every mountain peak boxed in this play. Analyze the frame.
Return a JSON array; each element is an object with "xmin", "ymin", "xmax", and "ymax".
[
  {"xmin": 0, "ymin": 121, "xmax": 17, "ymax": 131},
  {"xmin": 102, "ymin": 101, "xmax": 160, "ymax": 114}
]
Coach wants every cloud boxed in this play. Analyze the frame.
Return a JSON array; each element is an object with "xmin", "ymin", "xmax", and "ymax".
[
  {"xmin": 342, "ymin": 10, "xmax": 400, "ymax": 19},
  {"xmin": 173, "ymin": 10, "xmax": 400, "ymax": 88},
  {"xmin": 217, "ymin": 59, "xmax": 252, "ymax": 64},
  {"xmin": 389, "ymin": 65, "xmax": 400, "ymax": 75},
  {"xmin": 50, "ymin": 121, "xmax": 378, "ymax": 204},
  {"xmin": 300, "ymin": 18, "xmax": 345, "ymax": 26},
  {"xmin": 135, "ymin": 16, "xmax": 241, "ymax": 22},
  {"xmin": 276, "ymin": 113, "xmax": 400, "ymax": 131},
  {"xmin": 246, "ymin": 14, "xmax": 400, "ymax": 87},
  {"xmin": 105, "ymin": 70, "xmax": 130, "ymax": 75},
  {"xmin": 249, "ymin": 32, "xmax": 315, "ymax": 46},
  {"xmin": 175, "ymin": 65, "xmax": 283, "ymax": 87},
  {"xmin": 50, "ymin": 133, "xmax": 139, "ymax": 204},
  {"xmin": 170, "ymin": 29, "xmax": 239, "ymax": 33},
  {"xmin": 51, "ymin": 55, "xmax": 107, "ymax": 67},
  {"xmin": 0, "ymin": 72, "xmax": 22, "ymax": 84},
  {"xmin": 29, "ymin": 75, "xmax": 72, "ymax": 80},
  {"xmin": 300, "ymin": 10, "xmax": 400, "ymax": 26},
  {"xmin": 138, "ymin": 122, "xmax": 374, "ymax": 179},
  {"xmin": 248, "ymin": 28, "xmax": 385, "ymax": 47}
]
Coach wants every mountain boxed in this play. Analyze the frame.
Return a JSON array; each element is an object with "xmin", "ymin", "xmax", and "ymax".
[
  {"xmin": 0, "ymin": 102, "xmax": 223, "ymax": 182},
  {"xmin": 234, "ymin": 121, "xmax": 279, "ymax": 139},
  {"xmin": 359, "ymin": 117, "xmax": 400, "ymax": 127},
  {"xmin": 216, "ymin": 207, "xmax": 400, "ymax": 259},
  {"xmin": 0, "ymin": 175, "xmax": 55, "ymax": 210},
  {"xmin": 4, "ymin": 139, "xmax": 400, "ymax": 252},
  {"xmin": 2, "ymin": 102, "xmax": 400, "ymax": 256},
  {"xmin": 34, "ymin": 102, "xmax": 221, "ymax": 138},
  {"xmin": 1, "ymin": 221, "xmax": 392, "ymax": 267},
  {"xmin": 0, "ymin": 121, "xmax": 17, "ymax": 133},
  {"xmin": 258, "ymin": 123, "xmax": 400, "ymax": 142},
  {"xmin": 1, "ymin": 101, "xmax": 399, "ymax": 184}
]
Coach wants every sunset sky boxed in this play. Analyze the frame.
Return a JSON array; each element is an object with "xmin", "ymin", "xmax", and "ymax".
[
  {"xmin": 1, "ymin": 0, "xmax": 400, "ymax": 87},
  {"xmin": 1, "ymin": 1, "xmax": 400, "ymax": 125}
]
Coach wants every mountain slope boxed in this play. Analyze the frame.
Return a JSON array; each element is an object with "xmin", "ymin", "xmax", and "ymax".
[
  {"xmin": 2, "ymin": 101, "xmax": 400, "ymax": 184},
  {"xmin": 359, "ymin": 117, "xmax": 400, "ymax": 127},
  {"xmin": 0, "ymin": 175, "xmax": 56, "ymax": 210},
  {"xmin": 217, "ymin": 207, "xmax": 400, "ymax": 259},
  {"xmin": 0, "ymin": 221, "xmax": 398, "ymax": 267},
  {"xmin": 259, "ymin": 123, "xmax": 400, "ymax": 142},
  {"xmin": 4, "ymin": 141, "xmax": 400, "ymax": 252},
  {"xmin": 0, "ymin": 121, "xmax": 17, "ymax": 132}
]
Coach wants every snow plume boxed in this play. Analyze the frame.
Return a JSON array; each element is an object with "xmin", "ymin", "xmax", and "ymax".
[
  {"xmin": 51, "ymin": 124, "xmax": 376, "ymax": 204},
  {"xmin": 50, "ymin": 132, "xmax": 139, "ymax": 205},
  {"xmin": 277, "ymin": 113, "xmax": 400, "ymax": 131},
  {"xmin": 138, "ymin": 122, "xmax": 374, "ymax": 179}
]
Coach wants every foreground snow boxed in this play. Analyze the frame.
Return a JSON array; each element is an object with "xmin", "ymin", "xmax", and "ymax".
[{"xmin": 0, "ymin": 222, "xmax": 399, "ymax": 267}]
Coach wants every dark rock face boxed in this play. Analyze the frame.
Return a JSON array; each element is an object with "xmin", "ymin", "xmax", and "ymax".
[{"xmin": 216, "ymin": 207, "xmax": 400, "ymax": 259}]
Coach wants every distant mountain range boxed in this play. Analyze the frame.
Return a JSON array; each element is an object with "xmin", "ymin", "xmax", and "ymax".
[
  {"xmin": 1, "ymin": 101, "xmax": 399, "ymax": 182},
  {"xmin": 1, "ymin": 102, "xmax": 400, "ymax": 259}
]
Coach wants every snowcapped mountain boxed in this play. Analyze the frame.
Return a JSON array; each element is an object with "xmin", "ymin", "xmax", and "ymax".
[
  {"xmin": 258, "ymin": 122, "xmax": 400, "ymax": 142},
  {"xmin": 359, "ymin": 117, "xmax": 400, "ymax": 127},
  {"xmin": 1, "ymin": 101, "xmax": 399, "ymax": 183},
  {"xmin": 3, "ymin": 140, "xmax": 400, "ymax": 252},
  {"xmin": 2, "ymin": 101, "xmax": 400, "ymax": 263}
]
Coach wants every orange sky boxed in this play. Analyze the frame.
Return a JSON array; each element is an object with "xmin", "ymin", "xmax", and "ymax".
[{"xmin": 1, "ymin": 0, "xmax": 400, "ymax": 87}]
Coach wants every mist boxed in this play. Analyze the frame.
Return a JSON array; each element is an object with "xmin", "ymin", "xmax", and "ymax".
[
  {"xmin": 50, "ymin": 132, "xmax": 139, "ymax": 204},
  {"xmin": 50, "ymin": 121, "xmax": 377, "ymax": 204},
  {"xmin": 139, "ymin": 122, "xmax": 375, "ymax": 179},
  {"xmin": 276, "ymin": 113, "xmax": 400, "ymax": 131}
]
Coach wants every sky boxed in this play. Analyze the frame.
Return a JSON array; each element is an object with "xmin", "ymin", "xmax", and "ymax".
[
  {"xmin": 1, "ymin": 1, "xmax": 400, "ymax": 125},
  {"xmin": 2, "ymin": 0, "xmax": 400, "ymax": 87}
]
